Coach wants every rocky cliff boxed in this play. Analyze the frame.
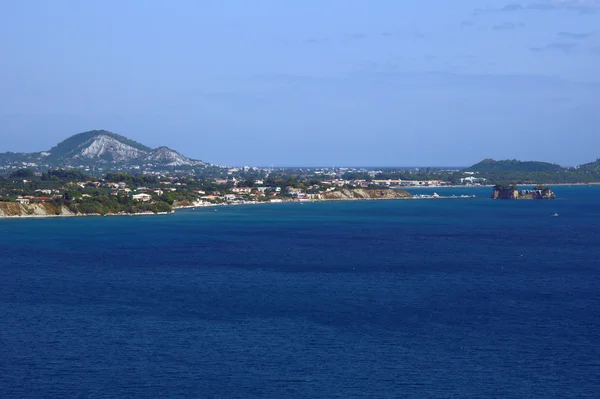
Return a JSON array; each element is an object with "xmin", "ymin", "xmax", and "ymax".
[
  {"xmin": 322, "ymin": 188, "xmax": 412, "ymax": 200},
  {"xmin": 491, "ymin": 186, "xmax": 556, "ymax": 200},
  {"xmin": 0, "ymin": 202, "xmax": 174, "ymax": 218},
  {"xmin": 0, "ymin": 202, "xmax": 75, "ymax": 217}
]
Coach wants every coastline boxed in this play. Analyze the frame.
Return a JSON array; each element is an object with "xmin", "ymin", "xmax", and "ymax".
[
  {"xmin": 0, "ymin": 194, "xmax": 475, "ymax": 220},
  {"xmin": 0, "ymin": 211, "xmax": 174, "ymax": 220},
  {"xmin": 401, "ymin": 182, "xmax": 600, "ymax": 189},
  {"xmin": 7, "ymin": 181, "xmax": 596, "ymax": 220}
]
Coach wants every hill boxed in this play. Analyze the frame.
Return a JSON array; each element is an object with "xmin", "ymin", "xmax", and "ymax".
[
  {"xmin": 577, "ymin": 159, "xmax": 600, "ymax": 173},
  {"xmin": 142, "ymin": 146, "xmax": 204, "ymax": 167},
  {"xmin": 0, "ymin": 130, "xmax": 207, "ymax": 172},
  {"xmin": 48, "ymin": 130, "xmax": 151, "ymax": 160},
  {"xmin": 47, "ymin": 130, "xmax": 152, "ymax": 163},
  {"xmin": 465, "ymin": 159, "xmax": 564, "ymax": 173}
]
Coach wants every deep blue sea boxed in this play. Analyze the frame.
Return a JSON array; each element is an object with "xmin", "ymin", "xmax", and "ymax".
[{"xmin": 1, "ymin": 186, "xmax": 599, "ymax": 398}]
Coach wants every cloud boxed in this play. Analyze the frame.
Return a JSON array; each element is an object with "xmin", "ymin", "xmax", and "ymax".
[
  {"xmin": 379, "ymin": 30, "xmax": 425, "ymax": 39},
  {"xmin": 530, "ymin": 42, "xmax": 579, "ymax": 53},
  {"xmin": 502, "ymin": 3, "xmax": 525, "ymax": 11},
  {"xmin": 344, "ymin": 33, "xmax": 369, "ymax": 40},
  {"xmin": 499, "ymin": 0, "xmax": 600, "ymax": 13},
  {"xmin": 303, "ymin": 38, "xmax": 328, "ymax": 44},
  {"xmin": 547, "ymin": 0, "xmax": 600, "ymax": 7},
  {"xmin": 558, "ymin": 31, "xmax": 593, "ymax": 39},
  {"xmin": 493, "ymin": 22, "xmax": 526, "ymax": 30},
  {"xmin": 460, "ymin": 21, "xmax": 475, "ymax": 28}
]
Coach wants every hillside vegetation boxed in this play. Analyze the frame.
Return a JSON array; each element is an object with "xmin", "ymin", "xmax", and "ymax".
[
  {"xmin": 578, "ymin": 159, "xmax": 600, "ymax": 173},
  {"xmin": 464, "ymin": 158, "xmax": 600, "ymax": 184},
  {"xmin": 465, "ymin": 159, "xmax": 563, "ymax": 173}
]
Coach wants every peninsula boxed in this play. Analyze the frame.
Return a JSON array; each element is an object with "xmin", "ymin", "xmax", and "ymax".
[{"xmin": 0, "ymin": 168, "xmax": 420, "ymax": 218}]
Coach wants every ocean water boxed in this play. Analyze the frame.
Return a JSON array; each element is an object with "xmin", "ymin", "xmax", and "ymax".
[{"xmin": 1, "ymin": 186, "xmax": 599, "ymax": 398}]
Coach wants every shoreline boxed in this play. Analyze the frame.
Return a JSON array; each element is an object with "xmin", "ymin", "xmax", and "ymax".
[
  {"xmin": 0, "ymin": 211, "xmax": 174, "ymax": 220},
  {"xmin": 402, "ymin": 182, "xmax": 600, "ymax": 189},
  {"xmin": 4, "ymin": 182, "xmax": 596, "ymax": 220},
  {"xmin": 0, "ymin": 194, "xmax": 475, "ymax": 220}
]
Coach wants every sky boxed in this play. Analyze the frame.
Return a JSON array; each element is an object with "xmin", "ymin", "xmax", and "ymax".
[{"xmin": 1, "ymin": 0, "xmax": 599, "ymax": 167}]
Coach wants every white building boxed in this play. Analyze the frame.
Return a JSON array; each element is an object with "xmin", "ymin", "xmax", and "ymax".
[
  {"xmin": 133, "ymin": 193, "xmax": 152, "ymax": 202},
  {"xmin": 461, "ymin": 176, "xmax": 487, "ymax": 184}
]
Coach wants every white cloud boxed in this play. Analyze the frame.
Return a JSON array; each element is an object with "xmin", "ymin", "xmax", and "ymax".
[{"xmin": 500, "ymin": 0, "xmax": 600, "ymax": 12}]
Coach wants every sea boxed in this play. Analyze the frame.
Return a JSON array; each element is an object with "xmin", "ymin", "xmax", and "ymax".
[{"xmin": 1, "ymin": 186, "xmax": 599, "ymax": 398}]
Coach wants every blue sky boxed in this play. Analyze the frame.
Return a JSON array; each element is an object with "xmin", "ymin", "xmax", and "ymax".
[{"xmin": 1, "ymin": 0, "xmax": 599, "ymax": 166}]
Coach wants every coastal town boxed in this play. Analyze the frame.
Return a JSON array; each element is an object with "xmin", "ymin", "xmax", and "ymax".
[
  {"xmin": 0, "ymin": 166, "xmax": 485, "ymax": 217},
  {"xmin": 1, "ymin": 131, "xmax": 598, "ymax": 213}
]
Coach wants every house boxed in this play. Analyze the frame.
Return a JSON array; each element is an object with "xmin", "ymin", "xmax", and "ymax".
[
  {"xmin": 461, "ymin": 176, "xmax": 486, "ymax": 184},
  {"xmin": 16, "ymin": 197, "xmax": 30, "ymax": 205},
  {"xmin": 372, "ymin": 179, "xmax": 402, "ymax": 186},
  {"xmin": 231, "ymin": 187, "xmax": 252, "ymax": 194},
  {"xmin": 224, "ymin": 194, "xmax": 236, "ymax": 201},
  {"xmin": 132, "ymin": 193, "xmax": 152, "ymax": 202}
]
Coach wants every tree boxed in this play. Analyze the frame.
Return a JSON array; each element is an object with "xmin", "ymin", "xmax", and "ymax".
[{"xmin": 9, "ymin": 169, "xmax": 35, "ymax": 179}]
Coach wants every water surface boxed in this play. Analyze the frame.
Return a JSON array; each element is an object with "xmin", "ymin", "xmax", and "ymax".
[{"xmin": 1, "ymin": 186, "xmax": 599, "ymax": 398}]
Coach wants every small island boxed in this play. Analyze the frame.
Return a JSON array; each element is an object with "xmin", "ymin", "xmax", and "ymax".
[{"xmin": 491, "ymin": 184, "xmax": 556, "ymax": 200}]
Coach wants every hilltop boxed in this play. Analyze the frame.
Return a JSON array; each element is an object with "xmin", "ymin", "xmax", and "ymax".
[
  {"xmin": 460, "ymin": 157, "xmax": 600, "ymax": 184},
  {"xmin": 465, "ymin": 159, "xmax": 563, "ymax": 173},
  {"xmin": 577, "ymin": 159, "xmax": 600, "ymax": 173},
  {"xmin": 47, "ymin": 130, "xmax": 152, "ymax": 162},
  {"xmin": 0, "ymin": 130, "xmax": 207, "ymax": 173}
]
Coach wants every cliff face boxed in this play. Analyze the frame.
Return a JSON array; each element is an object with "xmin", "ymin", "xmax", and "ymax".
[
  {"xmin": 0, "ymin": 201, "xmax": 173, "ymax": 218},
  {"xmin": 519, "ymin": 188, "xmax": 556, "ymax": 200},
  {"xmin": 0, "ymin": 202, "xmax": 75, "ymax": 217},
  {"xmin": 491, "ymin": 188, "xmax": 519, "ymax": 199},
  {"xmin": 491, "ymin": 187, "xmax": 556, "ymax": 200},
  {"xmin": 322, "ymin": 188, "xmax": 412, "ymax": 200}
]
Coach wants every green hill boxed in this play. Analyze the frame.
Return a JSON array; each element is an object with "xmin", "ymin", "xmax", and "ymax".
[
  {"xmin": 466, "ymin": 159, "xmax": 564, "ymax": 173},
  {"xmin": 577, "ymin": 159, "xmax": 600, "ymax": 172}
]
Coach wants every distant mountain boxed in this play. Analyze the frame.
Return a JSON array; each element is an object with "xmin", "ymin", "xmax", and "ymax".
[
  {"xmin": 142, "ymin": 146, "xmax": 204, "ymax": 167},
  {"xmin": 577, "ymin": 159, "xmax": 600, "ymax": 172},
  {"xmin": 48, "ymin": 130, "xmax": 152, "ymax": 163},
  {"xmin": 0, "ymin": 130, "xmax": 207, "ymax": 170},
  {"xmin": 0, "ymin": 151, "xmax": 38, "ymax": 164},
  {"xmin": 465, "ymin": 159, "xmax": 564, "ymax": 173}
]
